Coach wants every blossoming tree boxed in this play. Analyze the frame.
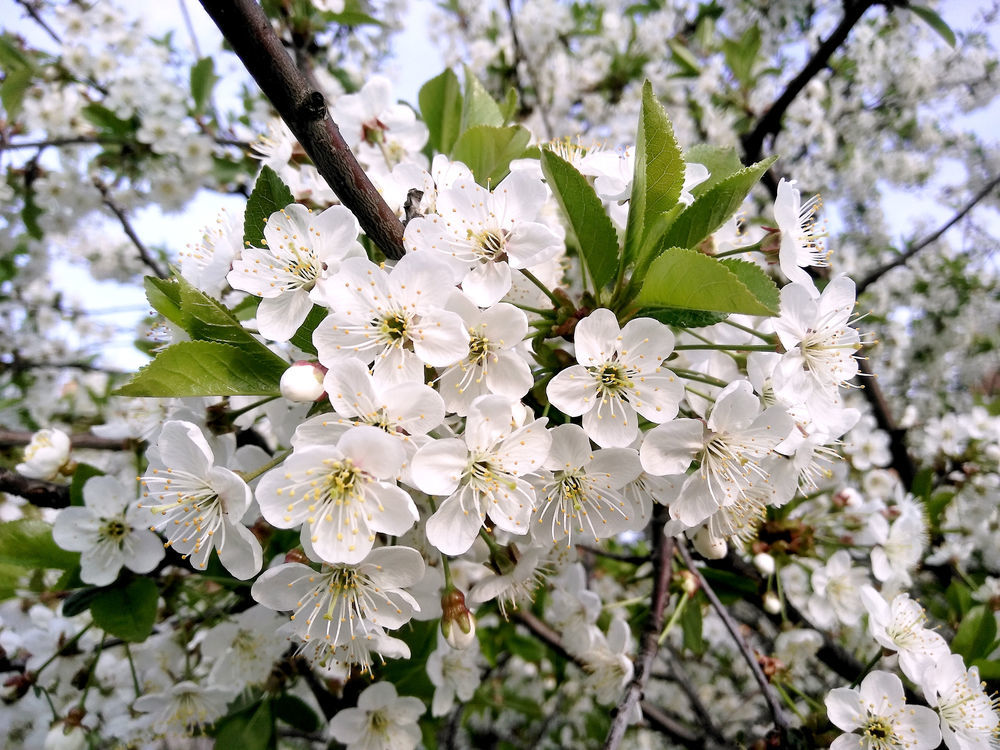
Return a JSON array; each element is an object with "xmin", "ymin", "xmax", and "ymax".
[{"xmin": 1, "ymin": 1, "xmax": 999, "ymax": 749}]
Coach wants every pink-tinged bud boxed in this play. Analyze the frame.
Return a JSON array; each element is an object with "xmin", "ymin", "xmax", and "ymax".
[
  {"xmin": 440, "ymin": 586, "xmax": 476, "ymax": 650},
  {"xmin": 753, "ymin": 552, "xmax": 776, "ymax": 577},
  {"xmin": 279, "ymin": 361, "xmax": 327, "ymax": 402},
  {"xmin": 692, "ymin": 527, "xmax": 727, "ymax": 559},
  {"xmin": 763, "ymin": 592, "xmax": 782, "ymax": 615}
]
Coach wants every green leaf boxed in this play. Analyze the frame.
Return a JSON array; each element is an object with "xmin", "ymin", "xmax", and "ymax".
[
  {"xmin": 272, "ymin": 695, "xmax": 319, "ymax": 733},
  {"xmin": 376, "ymin": 619, "xmax": 437, "ymax": 695},
  {"xmin": 909, "ymin": 5, "xmax": 956, "ymax": 48},
  {"xmin": 971, "ymin": 659, "xmax": 1000, "ymax": 681},
  {"xmin": 243, "ymin": 166, "xmax": 295, "ymax": 249},
  {"xmin": 720, "ymin": 258, "xmax": 780, "ymax": 314},
  {"xmin": 419, "ymin": 69, "xmax": 463, "ymax": 155},
  {"xmin": 952, "ymin": 605, "xmax": 998, "ymax": 663},
  {"xmin": 460, "ymin": 65, "xmax": 504, "ymax": 131},
  {"xmin": 114, "ymin": 341, "xmax": 286, "ymax": 397},
  {"xmin": 680, "ymin": 597, "xmax": 705, "ymax": 655},
  {"xmin": 89, "ymin": 577, "xmax": 159, "ymax": 642},
  {"xmin": 61, "ymin": 586, "xmax": 103, "ymax": 617},
  {"xmin": 324, "ymin": 9, "xmax": 384, "ymax": 26},
  {"xmin": 0, "ymin": 66, "xmax": 33, "ymax": 120},
  {"xmin": 0, "ymin": 35, "xmax": 32, "ymax": 71},
  {"xmin": 500, "ymin": 86, "xmax": 519, "ymax": 123},
  {"xmin": 683, "ymin": 145, "xmax": 745, "ymax": 197},
  {"xmin": 722, "ymin": 24, "xmax": 761, "ymax": 87},
  {"xmin": 0, "ymin": 564, "xmax": 25, "ymax": 602},
  {"xmin": 144, "ymin": 276, "xmax": 186, "ymax": 330},
  {"xmin": 288, "ymin": 304, "xmax": 326, "ymax": 356},
  {"xmin": 540, "ymin": 149, "xmax": 619, "ymax": 292},
  {"xmin": 636, "ymin": 247, "xmax": 779, "ymax": 316},
  {"xmin": 81, "ymin": 103, "xmax": 134, "ymax": 135},
  {"xmin": 214, "ymin": 700, "xmax": 274, "ymax": 750},
  {"xmin": 0, "ymin": 520, "xmax": 79, "ymax": 570},
  {"xmin": 668, "ymin": 39, "xmax": 700, "ymax": 77},
  {"xmin": 637, "ymin": 307, "xmax": 729, "ymax": 328},
  {"xmin": 450, "ymin": 125, "xmax": 532, "ymax": 187},
  {"xmin": 658, "ymin": 155, "xmax": 777, "ymax": 251},
  {"xmin": 69, "ymin": 464, "xmax": 105, "ymax": 507},
  {"xmin": 946, "ymin": 580, "xmax": 974, "ymax": 619},
  {"xmin": 624, "ymin": 81, "xmax": 686, "ymax": 266},
  {"xmin": 190, "ymin": 57, "xmax": 218, "ymax": 116}
]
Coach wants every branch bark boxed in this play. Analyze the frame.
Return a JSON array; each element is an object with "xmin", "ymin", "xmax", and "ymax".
[
  {"xmin": 0, "ymin": 430, "xmax": 130, "ymax": 451},
  {"xmin": 0, "ymin": 470, "xmax": 70, "ymax": 508},
  {"xmin": 604, "ymin": 508, "xmax": 673, "ymax": 750},
  {"xmin": 198, "ymin": 0, "xmax": 406, "ymax": 260},
  {"xmin": 855, "ymin": 173, "xmax": 1000, "ymax": 295},
  {"xmin": 92, "ymin": 178, "xmax": 169, "ymax": 279}
]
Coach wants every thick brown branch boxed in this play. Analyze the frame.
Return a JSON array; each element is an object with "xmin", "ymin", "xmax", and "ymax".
[
  {"xmin": 742, "ymin": 0, "xmax": 879, "ymax": 163},
  {"xmin": 856, "ymin": 173, "xmax": 1000, "ymax": 295},
  {"xmin": 0, "ymin": 469, "xmax": 69, "ymax": 508},
  {"xmin": 604, "ymin": 508, "xmax": 673, "ymax": 750},
  {"xmin": 92, "ymin": 179, "xmax": 169, "ymax": 279},
  {"xmin": 678, "ymin": 542, "xmax": 790, "ymax": 737},
  {"xmin": 198, "ymin": 0, "xmax": 406, "ymax": 260}
]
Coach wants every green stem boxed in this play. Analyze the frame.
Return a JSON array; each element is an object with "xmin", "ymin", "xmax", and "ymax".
[
  {"xmin": 684, "ymin": 385, "xmax": 714, "ymax": 403},
  {"xmin": 124, "ymin": 642, "xmax": 142, "ymax": 697},
  {"xmin": 602, "ymin": 595, "xmax": 649, "ymax": 610},
  {"xmin": 773, "ymin": 682, "xmax": 808, "ymax": 722},
  {"xmin": 239, "ymin": 448, "xmax": 291, "ymax": 483},
  {"xmin": 671, "ymin": 368, "xmax": 731, "ymax": 389},
  {"xmin": 478, "ymin": 527, "xmax": 504, "ymax": 556},
  {"xmin": 519, "ymin": 269, "xmax": 563, "ymax": 307},
  {"xmin": 851, "ymin": 651, "xmax": 882, "ymax": 688},
  {"xmin": 78, "ymin": 638, "xmax": 104, "ymax": 708},
  {"xmin": 714, "ymin": 239, "xmax": 765, "ymax": 258},
  {"xmin": 658, "ymin": 591, "xmax": 690, "ymax": 645},
  {"xmin": 723, "ymin": 318, "xmax": 777, "ymax": 343},
  {"xmin": 512, "ymin": 302, "xmax": 556, "ymax": 317},
  {"xmin": 227, "ymin": 395, "xmax": 278, "ymax": 420},
  {"xmin": 35, "ymin": 623, "xmax": 93, "ymax": 677}
]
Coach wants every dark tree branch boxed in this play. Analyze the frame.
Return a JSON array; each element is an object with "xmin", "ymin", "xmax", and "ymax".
[
  {"xmin": 856, "ymin": 173, "xmax": 1000, "ymax": 295},
  {"xmin": 14, "ymin": 0, "xmax": 61, "ymax": 45},
  {"xmin": 503, "ymin": 0, "xmax": 554, "ymax": 139},
  {"xmin": 513, "ymin": 609, "xmax": 709, "ymax": 749},
  {"xmin": 856, "ymin": 355, "xmax": 916, "ymax": 487},
  {"xmin": 741, "ymin": 0, "xmax": 879, "ymax": 164},
  {"xmin": 92, "ymin": 179, "xmax": 169, "ymax": 279},
  {"xmin": 0, "ymin": 430, "xmax": 130, "ymax": 451},
  {"xmin": 0, "ymin": 135, "xmax": 249, "ymax": 152},
  {"xmin": 604, "ymin": 508, "xmax": 673, "ymax": 750},
  {"xmin": 664, "ymin": 644, "xmax": 727, "ymax": 745},
  {"xmin": 198, "ymin": 0, "xmax": 406, "ymax": 260},
  {"xmin": 0, "ymin": 470, "xmax": 70, "ymax": 508},
  {"xmin": 678, "ymin": 542, "xmax": 790, "ymax": 738}
]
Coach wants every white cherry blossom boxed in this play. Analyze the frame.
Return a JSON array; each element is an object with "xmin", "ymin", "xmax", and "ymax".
[
  {"xmin": 860, "ymin": 586, "xmax": 949, "ymax": 683},
  {"xmin": 773, "ymin": 178, "xmax": 828, "ymax": 295},
  {"xmin": 328, "ymin": 681, "xmax": 425, "ymax": 750}
]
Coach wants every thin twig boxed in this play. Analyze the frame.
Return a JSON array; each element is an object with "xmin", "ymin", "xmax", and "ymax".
[
  {"xmin": 198, "ymin": 0, "xmax": 406, "ymax": 260},
  {"xmin": 677, "ymin": 542, "xmax": 790, "ymax": 737},
  {"xmin": 856, "ymin": 173, "xmax": 1000, "ymax": 295},
  {"xmin": 0, "ymin": 469, "xmax": 70, "ymax": 508},
  {"xmin": 856, "ymin": 355, "xmax": 916, "ymax": 488},
  {"xmin": 92, "ymin": 179, "xmax": 169, "ymax": 279},
  {"xmin": 664, "ymin": 645, "xmax": 727, "ymax": 745},
  {"xmin": 604, "ymin": 508, "xmax": 673, "ymax": 750},
  {"xmin": 14, "ymin": 0, "xmax": 61, "ymax": 45},
  {"xmin": 503, "ymin": 0, "xmax": 553, "ymax": 139}
]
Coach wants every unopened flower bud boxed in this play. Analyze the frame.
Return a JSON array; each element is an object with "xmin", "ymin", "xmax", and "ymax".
[
  {"xmin": 678, "ymin": 570, "xmax": 699, "ymax": 597},
  {"xmin": 692, "ymin": 527, "xmax": 727, "ymax": 559},
  {"xmin": 44, "ymin": 721, "xmax": 87, "ymax": 750},
  {"xmin": 279, "ymin": 361, "xmax": 327, "ymax": 402},
  {"xmin": 440, "ymin": 586, "xmax": 476, "ymax": 650},
  {"xmin": 17, "ymin": 428, "xmax": 72, "ymax": 480},
  {"xmin": 284, "ymin": 548, "xmax": 310, "ymax": 565},
  {"xmin": 763, "ymin": 592, "xmax": 782, "ymax": 615},
  {"xmin": 753, "ymin": 552, "xmax": 776, "ymax": 577}
]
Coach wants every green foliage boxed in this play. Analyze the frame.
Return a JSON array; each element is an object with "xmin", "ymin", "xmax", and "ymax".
[
  {"xmin": 243, "ymin": 166, "xmax": 295, "ymax": 249},
  {"xmin": 115, "ymin": 341, "xmax": 286, "ymax": 397},
  {"xmin": 288, "ymin": 304, "xmax": 326, "ymax": 355},
  {"xmin": 636, "ymin": 247, "xmax": 780, "ymax": 316},
  {"xmin": 0, "ymin": 66, "xmax": 33, "ymax": 121},
  {"xmin": 540, "ymin": 149, "xmax": 620, "ymax": 293},
  {"xmin": 190, "ymin": 57, "xmax": 218, "ymax": 116},
  {"xmin": 69, "ymin": 464, "xmax": 105, "ymax": 507},
  {"xmin": 951, "ymin": 605, "xmax": 998, "ymax": 663},
  {"xmin": 720, "ymin": 258, "xmax": 780, "ymax": 314},
  {"xmin": 461, "ymin": 64, "xmax": 505, "ymax": 130},
  {"xmin": 908, "ymin": 5, "xmax": 956, "ymax": 48},
  {"xmin": 214, "ymin": 699, "xmax": 275, "ymax": 750},
  {"xmin": 0, "ymin": 519, "xmax": 79, "ymax": 570},
  {"xmin": 680, "ymin": 596, "xmax": 706, "ymax": 655},
  {"xmin": 377, "ymin": 619, "xmax": 438, "ymax": 695},
  {"xmin": 450, "ymin": 125, "xmax": 531, "ymax": 186},
  {"xmin": 657, "ymin": 156, "xmax": 777, "ymax": 251},
  {"xmin": 419, "ymin": 68, "xmax": 463, "ymax": 154},
  {"xmin": 637, "ymin": 307, "xmax": 729, "ymax": 328},
  {"xmin": 624, "ymin": 81, "xmax": 686, "ymax": 268},
  {"xmin": 683, "ymin": 145, "xmax": 745, "ymax": 197},
  {"xmin": 89, "ymin": 577, "xmax": 159, "ymax": 642},
  {"xmin": 272, "ymin": 695, "xmax": 320, "ymax": 733},
  {"xmin": 722, "ymin": 24, "xmax": 762, "ymax": 88}
]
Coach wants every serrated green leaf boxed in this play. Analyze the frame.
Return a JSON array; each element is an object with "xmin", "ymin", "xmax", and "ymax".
[
  {"xmin": 325, "ymin": 9, "xmax": 384, "ymax": 26},
  {"xmin": 144, "ymin": 276, "xmax": 186, "ymax": 329},
  {"xmin": 540, "ymin": 149, "xmax": 619, "ymax": 292},
  {"xmin": 0, "ymin": 66, "xmax": 33, "ymax": 120},
  {"xmin": 720, "ymin": 258, "xmax": 779, "ymax": 314},
  {"xmin": 450, "ymin": 125, "xmax": 531, "ymax": 187},
  {"xmin": 636, "ymin": 247, "xmax": 778, "ymax": 316},
  {"xmin": 624, "ymin": 82, "xmax": 686, "ymax": 269},
  {"xmin": 683, "ymin": 145, "xmax": 744, "ymax": 197},
  {"xmin": 952, "ymin": 605, "xmax": 997, "ymax": 663},
  {"xmin": 909, "ymin": 5, "xmax": 956, "ymax": 48},
  {"xmin": 114, "ymin": 341, "xmax": 285, "ymax": 397},
  {"xmin": 244, "ymin": 166, "xmax": 295, "ymax": 249},
  {"xmin": 90, "ymin": 578, "xmax": 158, "ymax": 642},
  {"xmin": 288, "ymin": 304, "xmax": 326, "ymax": 355},
  {"xmin": 419, "ymin": 68, "xmax": 463, "ymax": 155},
  {"xmin": 658, "ymin": 156, "xmax": 777, "ymax": 251},
  {"xmin": 190, "ymin": 57, "xmax": 218, "ymax": 116},
  {"xmin": 638, "ymin": 307, "xmax": 728, "ymax": 328},
  {"xmin": 0, "ymin": 520, "xmax": 80, "ymax": 570},
  {"xmin": 69, "ymin": 464, "xmax": 104, "ymax": 507},
  {"xmin": 461, "ymin": 65, "xmax": 504, "ymax": 131}
]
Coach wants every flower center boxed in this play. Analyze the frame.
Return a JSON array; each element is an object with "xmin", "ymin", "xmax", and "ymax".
[
  {"xmin": 591, "ymin": 362, "xmax": 632, "ymax": 395},
  {"xmin": 473, "ymin": 229, "xmax": 508, "ymax": 262},
  {"xmin": 378, "ymin": 312, "xmax": 410, "ymax": 343},
  {"xmin": 468, "ymin": 333, "xmax": 491, "ymax": 363},
  {"xmin": 863, "ymin": 716, "xmax": 899, "ymax": 745},
  {"xmin": 369, "ymin": 709, "xmax": 390, "ymax": 732},
  {"xmin": 325, "ymin": 461, "xmax": 362, "ymax": 499},
  {"xmin": 99, "ymin": 518, "xmax": 128, "ymax": 542}
]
